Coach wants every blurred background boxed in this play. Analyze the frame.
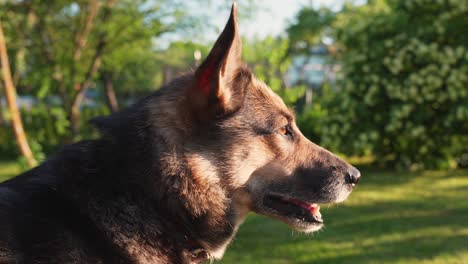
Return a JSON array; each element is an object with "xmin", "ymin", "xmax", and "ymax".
[{"xmin": 0, "ymin": 0, "xmax": 467, "ymax": 263}]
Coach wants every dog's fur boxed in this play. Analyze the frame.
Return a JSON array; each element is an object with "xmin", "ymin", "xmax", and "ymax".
[{"xmin": 0, "ymin": 4, "xmax": 360, "ymax": 264}]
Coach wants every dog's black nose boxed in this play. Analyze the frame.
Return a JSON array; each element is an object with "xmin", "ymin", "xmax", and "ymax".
[{"xmin": 345, "ymin": 167, "xmax": 361, "ymax": 186}]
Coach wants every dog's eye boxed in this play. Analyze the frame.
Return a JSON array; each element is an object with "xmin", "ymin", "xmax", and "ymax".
[{"xmin": 278, "ymin": 125, "xmax": 293, "ymax": 137}]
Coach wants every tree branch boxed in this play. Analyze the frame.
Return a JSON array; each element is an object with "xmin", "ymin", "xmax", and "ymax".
[
  {"xmin": 73, "ymin": 0, "xmax": 100, "ymax": 61},
  {"xmin": 69, "ymin": 0, "xmax": 115, "ymax": 137}
]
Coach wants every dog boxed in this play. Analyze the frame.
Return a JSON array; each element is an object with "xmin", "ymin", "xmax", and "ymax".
[{"xmin": 0, "ymin": 3, "xmax": 360, "ymax": 264}]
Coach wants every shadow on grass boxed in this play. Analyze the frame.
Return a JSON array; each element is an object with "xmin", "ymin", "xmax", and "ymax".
[
  {"xmin": 296, "ymin": 233, "xmax": 468, "ymax": 264},
  {"xmin": 354, "ymin": 168, "xmax": 468, "ymax": 189}
]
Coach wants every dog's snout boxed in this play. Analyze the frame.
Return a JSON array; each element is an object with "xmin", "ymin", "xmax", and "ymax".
[{"xmin": 345, "ymin": 167, "xmax": 361, "ymax": 186}]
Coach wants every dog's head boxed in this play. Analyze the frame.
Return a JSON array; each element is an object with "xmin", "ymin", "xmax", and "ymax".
[
  {"xmin": 92, "ymin": 3, "xmax": 360, "ymax": 260},
  {"xmin": 175, "ymin": 3, "xmax": 361, "ymax": 234}
]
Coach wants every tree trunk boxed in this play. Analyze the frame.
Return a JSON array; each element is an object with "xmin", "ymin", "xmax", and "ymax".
[
  {"xmin": 102, "ymin": 72, "xmax": 119, "ymax": 112},
  {"xmin": 0, "ymin": 20, "xmax": 37, "ymax": 167},
  {"xmin": 69, "ymin": 0, "xmax": 114, "ymax": 139},
  {"xmin": 0, "ymin": 84, "xmax": 5, "ymax": 127},
  {"xmin": 70, "ymin": 54, "xmax": 102, "ymax": 138}
]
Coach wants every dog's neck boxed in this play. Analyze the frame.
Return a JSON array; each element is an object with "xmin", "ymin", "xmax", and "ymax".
[
  {"xmin": 55, "ymin": 136, "xmax": 244, "ymax": 263},
  {"xmin": 154, "ymin": 147, "xmax": 243, "ymax": 260},
  {"xmin": 142, "ymin": 85, "xmax": 248, "ymax": 259}
]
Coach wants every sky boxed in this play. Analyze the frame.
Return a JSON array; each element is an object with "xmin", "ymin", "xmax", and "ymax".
[
  {"xmin": 206, "ymin": 0, "xmax": 366, "ymax": 40},
  {"xmin": 227, "ymin": 0, "xmax": 348, "ymax": 40},
  {"xmin": 158, "ymin": 0, "xmax": 365, "ymax": 48}
]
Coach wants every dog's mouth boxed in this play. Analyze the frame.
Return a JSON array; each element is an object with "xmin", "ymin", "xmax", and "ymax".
[{"xmin": 262, "ymin": 193, "xmax": 323, "ymax": 232}]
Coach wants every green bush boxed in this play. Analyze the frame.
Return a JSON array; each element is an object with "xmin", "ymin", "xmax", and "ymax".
[{"xmin": 325, "ymin": 0, "xmax": 468, "ymax": 169}]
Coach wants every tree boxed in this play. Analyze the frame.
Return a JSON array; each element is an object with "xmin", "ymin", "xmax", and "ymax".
[
  {"xmin": 0, "ymin": 19, "xmax": 36, "ymax": 167},
  {"xmin": 1, "ymin": 0, "xmax": 206, "ymax": 140},
  {"xmin": 286, "ymin": 7, "xmax": 335, "ymax": 55},
  {"xmin": 68, "ymin": 0, "xmax": 115, "ymax": 138}
]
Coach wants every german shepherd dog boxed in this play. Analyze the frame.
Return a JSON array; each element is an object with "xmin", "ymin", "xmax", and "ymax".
[{"xmin": 0, "ymin": 3, "xmax": 360, "ymax": 264}]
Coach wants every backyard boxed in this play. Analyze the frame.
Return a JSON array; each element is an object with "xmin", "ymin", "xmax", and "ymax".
[
  {"xmin": 2, "ymin": 161, "xmax": 467, "ymax": 264},
  {"xmin": 1, "ymin": 0, "xmax": 467, "ymax": 263}
]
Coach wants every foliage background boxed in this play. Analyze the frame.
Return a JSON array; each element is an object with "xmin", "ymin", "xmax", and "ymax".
[
  {"xmin": 323, "ymin": 0, "xmax": 468, "ymax": 169},
  {"xmin": 0, "ymin": 1, "xmax": 467, "ymax": 167}
]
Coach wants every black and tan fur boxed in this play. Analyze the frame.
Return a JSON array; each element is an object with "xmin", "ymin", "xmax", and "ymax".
[{"xmin": 0, "ymin": 4, "xmax": 360, "ymax": 264}]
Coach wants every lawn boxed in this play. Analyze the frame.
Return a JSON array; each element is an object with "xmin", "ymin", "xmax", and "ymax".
[
  {"xmin": 1, "ymin": 162, "xmax": 467, "ymax": 263},
  {"xmin": 0, "ymin": 160, "xmax": 22, "ymax": 182},
  {"xmin": 221, "ymin": 169, "xmax": 468, "ymax": 264}
]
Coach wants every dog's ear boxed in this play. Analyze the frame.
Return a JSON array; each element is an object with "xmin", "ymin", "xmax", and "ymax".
[{"xmin": 190, "ymin": 3, "xmax": 245, "ymax": 118}]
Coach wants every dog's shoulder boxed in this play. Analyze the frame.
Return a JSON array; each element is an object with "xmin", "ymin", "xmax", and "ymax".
[
  {"xmin": 0, "ymin": 167, "xmax": 69, "ymax": 262},
  {"xmin": 0, "ymin": 145, "xmax": 134, "ymax": 263}
]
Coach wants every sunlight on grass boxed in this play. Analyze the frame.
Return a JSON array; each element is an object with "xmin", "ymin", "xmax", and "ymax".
[
  {"xmin": 221, "ymin": 169, "xmax": 468, "ymax": 264},
  {"xmin": 0, "ymin": 160, "xmax": 21, "ymax": 182}
]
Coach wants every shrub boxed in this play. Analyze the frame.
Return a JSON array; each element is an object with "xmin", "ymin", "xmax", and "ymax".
[{"xmin": 326, "ymin": 0, "xmax": 468, "ymax": 169}]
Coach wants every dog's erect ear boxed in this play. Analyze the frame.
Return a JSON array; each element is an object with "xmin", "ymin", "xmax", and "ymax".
[{"xmin": 190, "ymin": 3, "xmax": 245, "ymax": 118}]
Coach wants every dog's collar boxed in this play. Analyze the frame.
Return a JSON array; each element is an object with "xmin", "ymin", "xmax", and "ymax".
[
  {"xmin": 188, "ymin": 247, "xmax": 210, "ymax": 264},
  {"xmin": 186, "ymin": 238, "xmax": 211, "ymax": 264}
]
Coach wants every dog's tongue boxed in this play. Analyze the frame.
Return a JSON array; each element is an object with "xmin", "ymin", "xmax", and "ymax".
[{"xmin": 290, "ymin": 199, "xmax": 321, "ymax": 219}]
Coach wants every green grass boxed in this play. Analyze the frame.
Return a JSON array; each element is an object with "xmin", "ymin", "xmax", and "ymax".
[
  {"xmin": 0, "ymin": 160, "xmax": 22, "ymax": 182},
  {"xmin": 1, "ymin": 162, "xmax": 467, "ymax": 263},
  {"xmin": 221, "ymin": 169, "xmax": 468, "ymax": 264}
]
